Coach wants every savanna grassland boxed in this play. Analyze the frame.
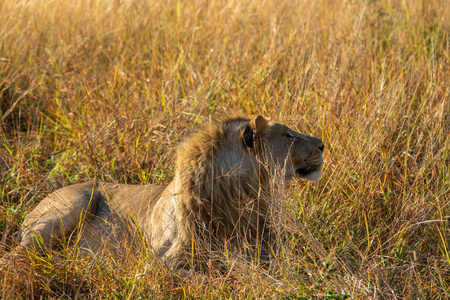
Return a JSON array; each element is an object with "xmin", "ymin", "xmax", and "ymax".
[{"xmin": 1, "ymin": 0, "xmax": 449, "ymax": 298}]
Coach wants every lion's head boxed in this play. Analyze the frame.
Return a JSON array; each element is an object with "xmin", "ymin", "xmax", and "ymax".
[
  {"xmin": 177, "ymin": 113, "xmax": 324, "ymax": 189},
  {"xmin": 241, "ymin": 115, "xmax": 324, "ymax": 183}
]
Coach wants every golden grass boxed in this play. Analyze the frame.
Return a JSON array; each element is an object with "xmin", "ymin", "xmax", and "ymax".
[{"xmin": 1, "ymin": 0, "xmax": 449, "ymax": 298}]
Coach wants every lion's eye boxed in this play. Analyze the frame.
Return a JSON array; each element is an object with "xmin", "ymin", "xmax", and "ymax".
[{"xmin": 286, "ymin": 133, "xmax": 295, "ymax": 140}]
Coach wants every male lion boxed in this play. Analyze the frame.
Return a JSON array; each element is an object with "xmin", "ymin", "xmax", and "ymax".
[{"xmin": 7, "ymin": 113, "xmax": 324, "ymax": 269}]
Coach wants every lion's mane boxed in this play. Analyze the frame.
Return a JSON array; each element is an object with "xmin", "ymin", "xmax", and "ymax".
[{"xmin": 170, "ymin": 112, "xmax": 272, "ymax": 265}]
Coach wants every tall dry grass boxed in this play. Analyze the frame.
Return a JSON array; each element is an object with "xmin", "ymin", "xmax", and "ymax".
[{"xmin": 1, "ymin": 0, "xmax": 449, "ymax": 298}]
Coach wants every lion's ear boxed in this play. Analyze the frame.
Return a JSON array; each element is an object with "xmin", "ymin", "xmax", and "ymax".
[
  {"xmin": 242, "ymin": 116, "xmax": 269, "ymax": 148},
  {"xmin": 253, "ymin": 115, "xmax": 269, "ymax": 132},
  {"xmin": 242, "ymin": 124, "xmax": 254, "ymax": 148}
]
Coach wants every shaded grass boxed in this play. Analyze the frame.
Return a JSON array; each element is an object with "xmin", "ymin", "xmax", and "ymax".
[{"xmin": 1, "ymin": 0, "xmax": 449, "ymax": 298}]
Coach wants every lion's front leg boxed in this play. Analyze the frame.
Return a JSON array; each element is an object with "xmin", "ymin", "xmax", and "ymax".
[{"xmin": 148, "ymin": 186, "xmax": 188, "ymax": 269}]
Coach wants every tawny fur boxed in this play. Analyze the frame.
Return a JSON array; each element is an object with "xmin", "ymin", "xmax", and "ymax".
[{"xmin": 4, "ymin": 113, "xmax": 324, "ymax": 270}]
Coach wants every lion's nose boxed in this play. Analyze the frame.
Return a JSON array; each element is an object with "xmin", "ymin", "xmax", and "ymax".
[{"xmin": 318, "ymin": 143, "xmax": 325, "ymax": 153}]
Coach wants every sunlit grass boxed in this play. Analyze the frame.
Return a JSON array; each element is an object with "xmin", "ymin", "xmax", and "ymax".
[{"xmin": 1, "ymin": 0, "xmax": 449, "ymax": 298}]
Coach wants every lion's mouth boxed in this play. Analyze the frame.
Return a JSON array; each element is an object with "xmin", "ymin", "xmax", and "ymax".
[
  {"xmin": 295, "ymin": 167, "xmax": 316, "ymax": 176},
  {"xmin": 295, "ymin": 163, "xmax": 323, "ymax": 181}
]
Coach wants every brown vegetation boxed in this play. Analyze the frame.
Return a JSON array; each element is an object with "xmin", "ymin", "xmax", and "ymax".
[{"xmin": 1, "ymin": 0, "xmax": 449, "ymax": 298}]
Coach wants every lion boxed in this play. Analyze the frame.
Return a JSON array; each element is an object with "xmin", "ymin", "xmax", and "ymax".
[{"xmin": 6, "ymin": 113, "xmax": 324, "ymax": 270}]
